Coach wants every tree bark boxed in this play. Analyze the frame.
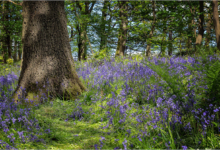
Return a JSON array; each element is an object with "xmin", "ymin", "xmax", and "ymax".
[
  {"xmin": 195, "ymin": 1, "xmax": 204, "ymax": 51},
  {"xmin": 186, "ymin": 1, "xmax": 195, "ymax": 53},
  {"xmin": 212, "ymin": 0, "xmax": 220, "ymax": 52},
  {"xmin": 99, "ymin": 0, "xmax": 108, "ymax": 51},
  {"xmin": 77, "ymin": 24, "xmax": 87, "ymax": 61},
  {"xmin": 11, "ymin": 1, "xmax": 86, "ymax": 106},
  {"xmin": 13, "ymin": 38, "xmax": 18, "ymax": 62},
  {"xmin": 18, "ymin": 41, "xmax": 22, "ymax": 60},
  {"xmin": 6, "ymin": 2, "xmax": 12, "ymax": 59},
  {"xmin": 168, "ymin": 30, "xmax": 173, "ymax": 56},
  {"xmin": 2, "ymin": 1, "xmax": 8, "ymax": 63},
  {"xmin": 205, "ymin": 2, "xmax": 212, "ymax": 51},
  {"xmin": 115, "ymin": 1, "xmax": 128, "ymax": 57},
  {"xmin": 146, "ymin": 0, "xmax": 156, "ymax": 57},
  {"xmin": 75, "ymin": 1, "xmax": 95, "ymax": 61}
]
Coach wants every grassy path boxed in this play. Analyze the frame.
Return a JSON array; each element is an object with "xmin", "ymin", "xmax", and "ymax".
[{"xmin": 25, "ymin": 99, "xmax": 111, "ymax": 149}]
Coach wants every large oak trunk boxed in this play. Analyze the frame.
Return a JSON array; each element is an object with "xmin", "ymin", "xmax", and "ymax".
[{"xmin": 11, "ymin": 1, "xmax": 86, "ymax": 106}]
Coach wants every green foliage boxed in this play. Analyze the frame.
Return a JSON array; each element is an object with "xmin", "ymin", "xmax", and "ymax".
[
  {"xmin": 205, "ymin": 60, "xmax": 220, "ymax": 106},
  {"xmin": 0, "ymin": 55, "xmax": 3, "ymax": 62},
  {"xmin": 91, "ymin": 48, "xmax": 111, "ymax": 61},
  {"xmin": 178, "ymin": 46, "xmax": 220, "ymax": 112},
  {"xmin": 6, "ymin": 58, "xmax": 14, "ymax": 65},
  {"xmin": 142, "ymin": 57, "xmax": 198, "ymax": 112},
  {"xmin": 182, "ymin": 53, "xmax": 220, "ymax": 111},
  {"xmin": 130, "ymin": 54, "xmax": 144, "ymax": 62}
]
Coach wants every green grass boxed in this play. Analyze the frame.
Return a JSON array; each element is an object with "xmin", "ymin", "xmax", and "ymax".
[{"xmin": 17, "ymin": 99, "xmax": 115, "ymax": 149}]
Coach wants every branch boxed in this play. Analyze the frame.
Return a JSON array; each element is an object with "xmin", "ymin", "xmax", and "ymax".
[
  {"xmin": 7, "ymin": 0, "xmax": 22, "ymax": 6},
  {"xmin": 89, "ymin": 1, "xmax": 96, "ymax": 14},
  {"xmin": 86, "ymin": 33, "xmax": 94, "ymax": 54},
  {"xmin": 69, "ymin": 33, "xmax": 78, "ymax": 42}
]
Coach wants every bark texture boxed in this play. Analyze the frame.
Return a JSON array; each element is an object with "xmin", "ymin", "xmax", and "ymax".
[
  {"xmin": 13, "ymin": 38, "xmax": 18, "ymax": 62},
  {"xmin": 168, "ymin": 30, "xmax": 172, "ymax": 56},
  {"xmin": 195, "ymin": 1, "xmax": 204, "ymax": 50},
  {"xmin": 6, "ymin": 2, "xmax": 12, "ymax": 59},
  {"xmin": 212, "ymin": 0, "xmax": 220, "ymax": 52},
  {"xmin": 2, "ymin": 1, "xmax": 8, "ymax": 63},
  {"xmin": 75, "ymin": 1, "xmax": 95, "ymax": 61},
  {"xmin": 115, "ymin": 1, "xmax": 128, "ymax": 57},
  {"xmin": 205, "ymin": 2, "xmax": 212, "ymax": 50},
  {"xmin": 18, "ymin": 41, "xmax": 22, "ymax": 60},
  {"xmin": 11, "ymin": 1, "xmax": 86, "ymax": 106},
  {"xmin": 99, "ymin": 0, "xmax": 108, "ymax": 51},
  {"xmin": 146, "ymin": 0, "xmax": 156, "ymax": 57}
]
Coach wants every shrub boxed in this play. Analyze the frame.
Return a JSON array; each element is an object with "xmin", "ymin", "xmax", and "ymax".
[{"xmin": 6, "ymin": 58, "xmax": 14, "ymax": 65}]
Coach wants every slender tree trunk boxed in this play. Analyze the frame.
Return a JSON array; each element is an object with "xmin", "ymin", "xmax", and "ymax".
[
  {"xmin": 195, "ymin": 1, "xmax": 204, "ymax": 52},
  {"xmin": 77, "ymin": 24, "xmax": 87, "ymax": 61},
  {"xmin": 179, "ymin": 39, "xmax": 182, "ymax": 56},
  {"xmin": 18, "ymin": 41, "xmax": 22, "ymax": 60},
  {"xmin": 212, "ymin": 0, "xmax": 220, "ymax": 52},
  {"xmin": 11, "ymin": 1, "xmax": 86, "ymax": 106},
  {"xmin": 187, "ymin": 36, "xmax": 192, "ymax": 53},
  {"xmin": 71, "ymin": 26, "xmax": 73, "ymax": 38},
  {"xmin": 75, "ymin": 1, "xmax": 95, "ymax": 61},
  {"xmin": 159, "ymin": 25, "xmax": 167, "ymax": 57},
  {"xmin": 99, "ymin": 0, "xmax": 108, "ymax": 51},
  {"xmin": 205, "ymin": 2, "xmax": 212, "ymax": 51},
  {"xmin": 115, "ymin": 1, "xmax": 128, "ymax": 57},
  {"xmin": 6, "ymin": 2, "xmax": 12, "ymax": 59},
  {"xmin": 13, "ymin": 37, "xmax": 18, "ymax": 62},
  {"xmin": 146, "ymin": 0, "xmax": 156, "ymax": 57},
  {"xmin": 2, "ymin": 1, "xmax": 8, "ymax": 63},
  {"xmin": 186, "ymin": 1, "xmax": 194, "ymax": 53},
  {"xmin": 168, "ymin": 30, "xmax": 173, "ymax": 56}
]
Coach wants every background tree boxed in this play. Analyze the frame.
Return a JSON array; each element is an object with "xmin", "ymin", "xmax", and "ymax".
[
  {"xmin": 212, "ymin": 0, "xmax": 220, "ymax": 52},
  {"xmin": 195, "ymin": 1, "xmax": 204, "ymax": 52},
  {"xmin": 1, "ymin": 0, "xmax": 220, "ymax": 63},
  {"xmin": 115, "ymin": 1, "xmax": 128, "ymax": 57}
]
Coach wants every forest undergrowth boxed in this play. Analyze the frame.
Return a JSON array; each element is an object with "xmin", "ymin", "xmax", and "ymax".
[{"xmin": 0, "ymin": 51, "xmax": 220, "ymax": 149}]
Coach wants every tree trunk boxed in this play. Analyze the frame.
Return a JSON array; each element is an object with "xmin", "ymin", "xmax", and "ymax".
[
  {"xmin": 6, "ymin": 2, "xmax": 12, "ymax": 59},
  {"xmin": 11, "ymin": 1, "xmax": 86, "ymax": 106},
  {"xmin": 75, "ymin": 1, "xmax": 95, "ymax": 61},
  {"xmin": 2, "ymin": 1, "xmax": 8, "ymax": 63},
  {"xmin": 99, "ymin": 0, "xmax": 108, "ymax": 51},
  {"xmin": 146, "ymin": 0, "xmax": 156, "ymax": 57},
  {"xmin": 159, "ymin": 26, "xmax": 167, "ymax": 57},
  {"xmin": 168, "ymin": 30, "xmax": 173, "ymax": 56},
  {"xmin": 195, "ymin": 1, "xmax": 204, "ymax": 51},
  {"xmin": 212, "ymin": 0, "xmax": 220, "ymax": 52},
  {"xmin": 18, "ymin": 41, "xmax": 22, "ymax": 60},
  {"xmin": 205, "ymin": 2, "xmax": 212, "ymax": 51},
  {"xmin": 77, "ymin": 24, "xmax": 87, "ymax": 61},
  {"xmin": 186, "ymin": 1, "xmax": 195, "ymax": 53},
  {"xmin": 13, "ymin": 39, "xmax": 17, "ymax": 62},
  {"xmin": 115, "ymin": 1, "xmax": 128, "ymax": 57}
]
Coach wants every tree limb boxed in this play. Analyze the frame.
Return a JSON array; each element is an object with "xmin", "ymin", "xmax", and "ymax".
[
  {"xmin": 7, "ymin": 0, "xmax": 22, "ymax": 6},
  {"xmin": 89, "ymin": 1, "xmax": 96, "ymax": 14}
]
